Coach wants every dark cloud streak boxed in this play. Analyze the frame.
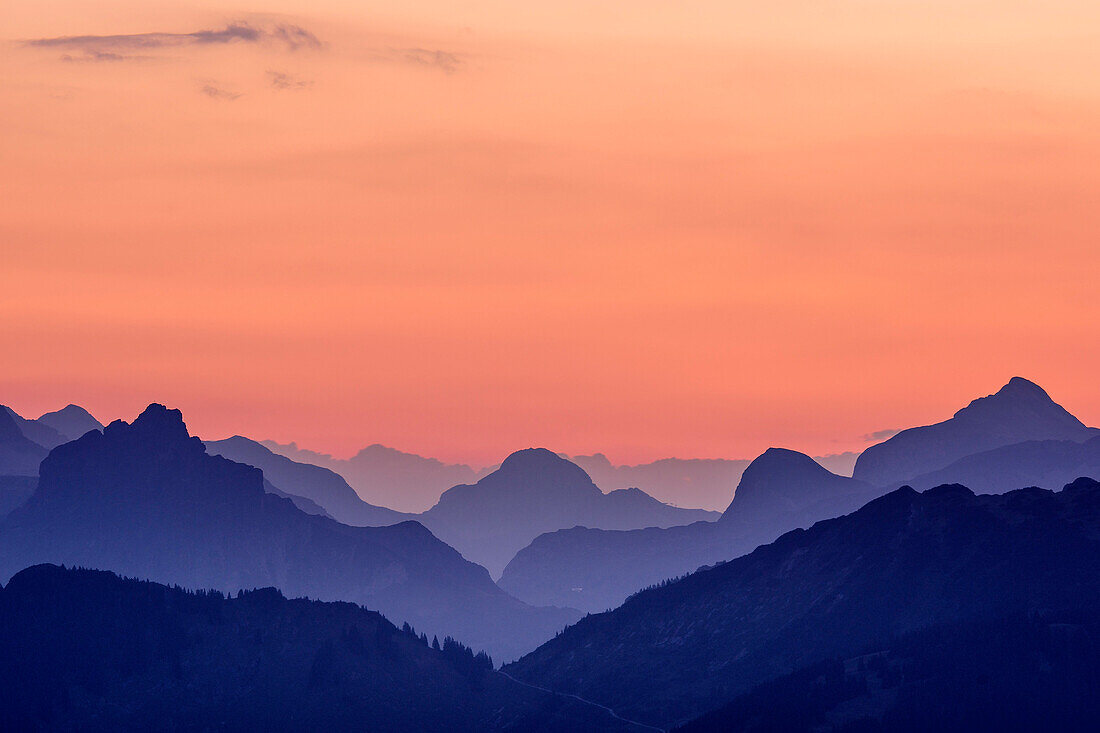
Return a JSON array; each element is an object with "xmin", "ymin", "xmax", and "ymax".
[
  {"xmin": 200, "ymin": 84, "xmax": 242, "ymax": 101},
  {"xmin": 27, "ymin": 22, "xmax": 321, "ymax": 54}
]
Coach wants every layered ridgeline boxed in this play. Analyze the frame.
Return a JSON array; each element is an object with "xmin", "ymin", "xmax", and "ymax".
[
  {"xmin": 1, "ymin": 406, "xmax": 100, "ymax": 522},
  {"xmin": 571, "ymin": 452, "xmax": 859, "ymax": 511},
  {"xmin": 222, "ymin": 441, "xmax": 715, "ymax": 578},
  {"xmin": 499, "ymin": 449, "xmax": 876, "ymax": 612},
  {"xmin": 0, "ymin": 407, "xmax": 48, "ymax": 478},
  {"xmin": 418, "ymin": 449, "xmax": 718, "ymax": 577},
  {"xmin": 0, "ymin": 565, "xmax": 637, "ymax": 732},
  {"xmin": 499, "ymin": 377, "xmax": 1100, "ymax": 613},
  {"xmin": 505, "ymin": 478, "xmax": 1100, "ymax": 729},
  {"xmin": 262, "ymin": 440, "xmax": 484, "ymax": 514},
  {"xmin": 206, "ymin": 436, "xmax": 414, "ymax": 527},
  {"xmin": 0, "ymin": 405, "xmax": 578, "ymax": 662}
]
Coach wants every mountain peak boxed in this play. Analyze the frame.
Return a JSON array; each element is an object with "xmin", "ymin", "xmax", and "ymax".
[
  {"xmin": 36, "ymin": 404, "xmax": 103, "ymax": 442},
  {"xmin": 854, "ymin": 378, "xmax": 1093, "ymax": 487},
  {"xmin": 498, "ymin": 447, "xmax": 583, "ymax": 475},
  {"xmin": 954, "ymin": 376, "xmax": 1059, "ymax": 419},
  {"xmin": 126, "ymin": 403, "xmax": 191, "ymax": 443},
  {"xmin": 722, "ymin": 447, "xmax": 866, "ymax": 520}
]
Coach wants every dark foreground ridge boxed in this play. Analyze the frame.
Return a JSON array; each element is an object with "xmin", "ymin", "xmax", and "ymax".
[
  {"xmin": 505, "ymin": 477, "xmax": 1100, "ymax": 728},
  {"xmin": 0, "ymin": 564, "xmax": 637, "ymax": 732}
]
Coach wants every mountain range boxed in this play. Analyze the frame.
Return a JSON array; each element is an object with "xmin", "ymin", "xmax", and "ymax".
[
  {"xmin": 499, "ymin": 377, "xmax": 1100, "ymax": 613},
  {"xmin": 504, "ymin": 477, "xmax": 1100, "ymax": 728},
  {"xmin": 261, "ymin": 440, "xmax": 484, "ymax": 513},
  {"xmin": 418, "ymin": 449, "xmax": 717, "ymax": 577},
  {"xmin": 0, "ymin": 404, "xmax": 577, "ymax": 662},
  {"xmin": 233, "ymin": 438, "xmax": 716, "ymax": 578},
  {"xmin": 206, "ymin": 436, "xmax": 412, "ymax": 527},
  {"xmin": 571, "ymin": 451, "xmax": 859, "ymax": 510}
]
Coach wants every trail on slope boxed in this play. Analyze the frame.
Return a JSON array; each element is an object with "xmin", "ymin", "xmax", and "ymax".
[{"xmin": 496, "ymin": 669, "xmax": 665, "ymax": 732}]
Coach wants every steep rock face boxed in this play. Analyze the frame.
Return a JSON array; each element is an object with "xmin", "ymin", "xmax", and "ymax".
[
  {"xmin": 420, "ymin": 448, "xmax": 717, "ymax": 577},
  {"xmin": 35, "ymin": 404, "xmax": 103, "ymax": 442},
  {"xmin": 0, "ymin": 405, "xmax": 578, "ymax": 662},
  {"xmin": 0, "ymin": 408, "xmax": 49, "ymax": 476},
  {"xmin": 206, "ymin": 436, "xmax": 412, "ymax": 527},
  {"xmin": 0, "ymin": 564, "xmax": 633, "ymax": 732},
  {"xmin": 853, "ymin": 377, "xmax": 1097, "ymax": 487},
  {"xmin": 504, "ymin": 479, "xmax": 1100, "ymax": 728}
]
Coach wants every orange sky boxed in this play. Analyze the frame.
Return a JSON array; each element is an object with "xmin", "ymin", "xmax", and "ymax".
[{"xmin": 2, "ymin": 0, "xmax": 1099, "ymax": 466}]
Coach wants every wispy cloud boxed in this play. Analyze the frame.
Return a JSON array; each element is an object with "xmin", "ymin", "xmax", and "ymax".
[
  {"xmin": 200, "ymin": 83, "xmax": 242, "ymax": 101},
  {"xmin": 27, "ymin": 22, "xmax": 321, "ymax": 56},
  {"xmin": 862, "ymin": 428, "xmax": 902, "ymax": 442},
  {"xmin": 59, "ymin": 50, "xmax": 140, "ymax": 63},
  {"xmin": 267, "ymin": 70, "xmax": 313, "ymax": 90},
  {"xmin": 395, "ymin": 48, "xmax": 463, "ymax": 73}
]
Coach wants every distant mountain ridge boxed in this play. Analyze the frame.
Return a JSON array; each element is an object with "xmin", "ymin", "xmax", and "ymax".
[
  {"xmin": 418, "ymin": 448, "xmax": 719, "ymax": 577},
  {"xmin": 35, "ymin": 404, "xmax": 103, "ymax": 442},
  {"xmin": 261, "ymin": 440, "xmax": 483, "ymax": 513},
  {"xmin": 500, "ymin": 378, "xmax": 1100, "ymax": 614},
  {"xmin": 499, "ymin": 448, "xmax": 873, "ymax": 612},
  {"xmin": 853, "ymin": 376, "xmax": 1098, "ymax": 486},
  {"xmin": 505, "ymin": 477, "xmax": 1100, "ymax": 728},
  {"xmin": 206, "ymin": 436, "xmax": 413, "ymax": 527},
  {"xmin": 0, "ymin": 407, "xmax": 48, "ymax": 477},
  {"xmin": 571, "ymin": 451, "xmax": 859, "ymax": 510},
  {"xmin": 0, "ymin": 404, "xmax": 578, "ymax": 661}
]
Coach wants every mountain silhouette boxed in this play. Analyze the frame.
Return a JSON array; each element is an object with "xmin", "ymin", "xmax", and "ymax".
[
  {"xmin": 0, "ymin": 407, "xmax": 49, "ymax": 477},
  {"xmin": 0, "ymin": 404, "xmax": 578, "ymax": 661},
  {"xmin": 572, "ymin": 451, "xmax": 859, "ymax": 511},
  {"xmin": 504, "ymin": 478, "xmax": 1100, "ymax": 728},
  {"xmin": 501, "ymin": 378, "xmax": 1100, "ymax": 615},
  {"xmin": 718, "ymin": 448, "xmax": 877, "ymax": 526},
  {"xmin": 499, "ymin": 449, "xmax": 870, "ymax": 612},
  {"xmin": 262, "ymin": 440, "xmax": 483, "ymax": 513},
  {"xmin": 206, "ymin": 436, "xmax": 413, "ymax": 526},
  {"xmin": 853, "ymin": 377, "xmax": 1097, "ymax": 487},
  {"xmin": 35, "ymin": 404, "xmax": 103, "ymax": 442},
  {"xmin": 418, "ymin": 448, "xmax": 718, "ymax": 577},
  {"xmin": 0, "ymin": 564, "xmax": 636, "ymax": 732},
  {"xmin": 569, "ymin": 454, "xmax": 752, "ymax": 512}
]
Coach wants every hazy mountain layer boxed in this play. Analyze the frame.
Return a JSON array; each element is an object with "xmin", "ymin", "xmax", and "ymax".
[
  {"xmin": 207, "ymin": 436, "xmax": 413, "ymax": 526},
  {"xmin": 0, "ymin": 405, "xmax": 578, "ymax": 662},
  {"xmin": 419, "ymin": 449, "xmax": 718, "ymax": 577},
  {"xmin": 505, "ymin": 478, "xmax": 1100, "ymax": 728},
  {"xmin": 500, "ymin": 378, "xmax": 1100, "ymax": 614},
  {"xmin": 499, "ymin": 449, "xmax": 875, "ymax": 612},
  {"xmin": 262, "ymin": 440, "xmax": 483, "ymax": 513}
]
